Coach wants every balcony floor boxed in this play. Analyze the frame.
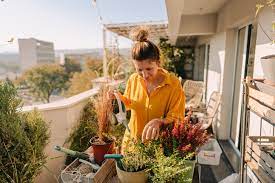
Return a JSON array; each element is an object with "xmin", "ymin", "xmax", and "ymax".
[{"xmin": 193, "ymin": 140, "xmax": 237, "ymax": 183}]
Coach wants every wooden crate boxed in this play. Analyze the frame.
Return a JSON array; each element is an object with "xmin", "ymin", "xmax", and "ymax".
[
  {"xmin": 249, "ymin": 81, "xmax": 275, "ymax": 109},
  {"xmin": 248, "ymin": 80, "xmax": 275, "ymax": 124},
  {"xmin": 245, "ymin": 136, "xmax": 275, "ymax": 181},
  {"xmin": 61, "ymin": 159, "xmax": 116, "ymax": 183}
]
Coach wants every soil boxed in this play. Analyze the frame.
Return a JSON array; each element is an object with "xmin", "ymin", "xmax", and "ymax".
[{"xmin": 90, "ymin": 136, "xmax": 113, "ymax": 145}]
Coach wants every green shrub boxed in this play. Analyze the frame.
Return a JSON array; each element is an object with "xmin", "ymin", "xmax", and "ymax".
[
  {"xmin": 149, "ymin": 150, "xmax": 193, "ymax": 183},
  {"xmin": 0, "ymin": 81, "xmax": 49, "ymax": 183}
]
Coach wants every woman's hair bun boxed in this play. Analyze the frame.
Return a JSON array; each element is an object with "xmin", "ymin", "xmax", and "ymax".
[{"xmin": 129, "ymin": 26, "xmax": 149, "ymax": 42}]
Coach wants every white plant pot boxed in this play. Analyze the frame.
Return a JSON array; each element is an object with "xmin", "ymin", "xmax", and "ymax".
[{"xmin": 261, "ymin": 55, "xmax": 275, "ymax": 85}]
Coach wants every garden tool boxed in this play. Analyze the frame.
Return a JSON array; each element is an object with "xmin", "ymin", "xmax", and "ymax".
[
  {"xmin": 54, "ymin": 145, "xmax": 90, "ymax": 161},
  {"xmin": 104, "ymin": 154, "xmax": 124, "ymax": 170},
  {"xmin": 113, "ymin": 91, "xmax": 130, "ymax": 133},
  {"xmin": 54, "ymin": 145, "xmax": 101, "ymax": 170}
]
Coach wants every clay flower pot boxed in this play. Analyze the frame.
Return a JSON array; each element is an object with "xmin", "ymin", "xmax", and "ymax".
[{"xmin": 90, "ymin": 136, "xmax": 114, "ymax": 165}]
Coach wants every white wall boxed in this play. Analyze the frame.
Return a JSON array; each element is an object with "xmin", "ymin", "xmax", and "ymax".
[
  {"xmin": 22, "ymin": 88, "xmax": 99, "ymax": 183},
  {"xmin": 216, "ymin": 0, "xmax": 256, "ymax": 33}
]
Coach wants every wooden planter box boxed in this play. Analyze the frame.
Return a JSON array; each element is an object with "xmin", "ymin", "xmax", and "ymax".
[
  {"xmin": 248, "ymin": 80, "xmax": 275, "ymax": 124},
  {"xmin": 61, "ymin": 158, "xmax": 116, "ymax": 183},
  {"xmin": 245, "ymin": 136, "xmax": 275, "ymax": 182}
]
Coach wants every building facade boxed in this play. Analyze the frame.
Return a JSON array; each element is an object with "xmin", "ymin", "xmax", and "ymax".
[
  {"xmin": 18, "ymin": 38, "xmax": 55, "ymax": 71},
  {"xmin": 165, "ymin": 0, "xmax": 274, "ymax": 163}
]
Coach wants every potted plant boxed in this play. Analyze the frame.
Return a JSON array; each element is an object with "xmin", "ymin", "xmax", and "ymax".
[
  {"xmin": 89, "ymin": 85, "xmax": 114, "ymax": 165},
  {"xmin": 115, "ymin": 139, "xmax": 151, "ymax": 183},
  {"xmin": 158, "ymin": 111, "xmax": 210, "ymax": 182},
  {"xmin": 149, "ymin": 149, "xmax": 196, "ymax": 183}
]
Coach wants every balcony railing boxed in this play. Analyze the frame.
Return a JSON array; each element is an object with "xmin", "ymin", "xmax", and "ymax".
[{"xmin": 22, "ymin": 87, "xmax": 100, "ymax": 182}]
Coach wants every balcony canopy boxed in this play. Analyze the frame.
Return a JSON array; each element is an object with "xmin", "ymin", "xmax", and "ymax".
[{"xmin": 104, "ymin": 21, "xmax": 168, "ymax": 44}]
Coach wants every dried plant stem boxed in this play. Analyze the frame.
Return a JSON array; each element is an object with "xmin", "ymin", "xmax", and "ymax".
[{"xmin": 94, "ymin": 86, "xmax": 113, "ymax": 142}]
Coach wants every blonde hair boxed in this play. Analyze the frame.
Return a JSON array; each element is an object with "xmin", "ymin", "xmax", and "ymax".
[{"xmin": 130, "ymin": 27, "xmax": 160, "ymax": 62}]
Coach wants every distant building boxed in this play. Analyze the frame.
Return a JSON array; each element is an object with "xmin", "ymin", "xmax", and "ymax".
[
  {"xmin": 57, "ymin": 51, "xmax": 101, "ymax": 69},
  {"xmin": 18, "ymin": 38, "xmax": 55, "ymax": 71}
]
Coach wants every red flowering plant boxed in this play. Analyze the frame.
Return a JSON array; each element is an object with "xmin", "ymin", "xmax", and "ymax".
[{"xmin": 160, "ymin": 110, "xmax": 210, "ymax": 159}]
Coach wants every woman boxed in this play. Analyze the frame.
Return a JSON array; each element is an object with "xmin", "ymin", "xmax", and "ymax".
[{"xmin": 113, "ymin": 27, "xmax": 185, "ymax": 146}]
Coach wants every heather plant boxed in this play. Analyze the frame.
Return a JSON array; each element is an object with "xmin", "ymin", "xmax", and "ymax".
[
  {"xmin": 0, "ymin": 81, "xmax": 49, "ymax": 182},
  {"xmin": 160, "ymin": 111, "xmax": 209, "ymax": 159}
]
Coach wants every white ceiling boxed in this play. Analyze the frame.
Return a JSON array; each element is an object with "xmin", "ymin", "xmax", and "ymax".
[
  {"xmin": 181, "ymin": 0, "xmax": 228, "ymax": 14},
  {"xmin": 165, "ymin": 0, "xmax": 229, "ymax": 44}
]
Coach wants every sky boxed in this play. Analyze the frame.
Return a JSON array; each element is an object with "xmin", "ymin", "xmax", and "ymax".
[{"xmin": 0, "ymin": 0, "xmax": 167, "ymax": 53}]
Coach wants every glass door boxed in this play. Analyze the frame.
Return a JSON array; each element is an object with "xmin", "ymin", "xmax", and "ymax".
[{"xmin": 230, "ymin": 25, "xmax": 252, "ymax": 150}]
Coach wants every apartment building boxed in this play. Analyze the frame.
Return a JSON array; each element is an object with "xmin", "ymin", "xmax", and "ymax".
[{"xmin": 18, "ymin": 38, "xmax": 55, "ymax": 71}]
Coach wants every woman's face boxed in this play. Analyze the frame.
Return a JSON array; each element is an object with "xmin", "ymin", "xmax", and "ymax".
[{"xmin": 133, "ymin": 59, "xmax": 160, "ymax": 82}]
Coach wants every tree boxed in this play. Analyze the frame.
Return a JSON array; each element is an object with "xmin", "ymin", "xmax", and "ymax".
[
  {"xmin": 85, "ymin": 57, "xmax": 103, "ymax": 76},
  {"xmin": 65, "ymin": 70, "xmax": 96, "ymax": 97},
  {"xmin": 63, "ymin": 58, "xmax": 82, "ymax": 78},
  {"xmin": 23, "ymin": 64, "xmax": 67, "ymax": 103}
]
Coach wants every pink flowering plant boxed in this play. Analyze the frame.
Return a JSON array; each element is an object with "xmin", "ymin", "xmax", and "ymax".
[{"xmin": 160, "ymin": 111, "xmax": 210, "ymax": 159}]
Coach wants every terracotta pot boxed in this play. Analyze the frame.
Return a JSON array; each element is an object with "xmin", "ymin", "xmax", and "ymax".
[
  {"xmin": 116, "ymin": 164, "xmax": 147, "ymax": 183},
  {"xmin": 261, "ymin": 55, "xmax": 275, "ymax": 86},
  {"xmin": 90, "ymin": 137, "xmax": 114, "ymax": 165}
]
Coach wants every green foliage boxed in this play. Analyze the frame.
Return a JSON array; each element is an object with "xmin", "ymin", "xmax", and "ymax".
[
  {"xmin": 256, "ymin": 0, "xmax": 275, "ymax": 17},
  {"xmin": 85, "ymin": 57, "xmax": 103, "ymax": 76},
  {"xmin": 65, "ymin": 101, "xmax": 98, "ymax": 164},
  {"xmin": 121, "ymin": 139, "xmax": 154, "ymax": 172},
  {"xmin": 65, "ymin": 70, "xmax": 97, "ymax": 97},
  {"xmin": 0, "ymin": 81, "xmax": 49, "ymax": 183},
  {"xmin": 23, "ymin": 64, "xmax": 67, "ymax": 103},
  {"xmin": 121, "ymin": 139, "xmax": 195, "ymax": 182},
  {"xmin": 63, "ymin": 58, "xmax": 82, "ymax": 78},
  {"xmin": 66, "ymin": 99, "xmax": 127, "ymax": 164},
  {"xmin": 149, "ymin": 150, "xmax": 193, "ymax": 183},
  {"xmin": 159, "ymin": 38, "xmax": 194, "ymax": 79}
]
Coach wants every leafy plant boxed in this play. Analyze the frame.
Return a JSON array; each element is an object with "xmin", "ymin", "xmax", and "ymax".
[
  {"xmin": 121, "ymin": 139, "xmax": 196, "ymax": 182},
  {"xmin": 121, "ymin": 139, "xmax": 153, "ymax": 172},
  {"xmin": 159, "ymin": 38, "xmax": 194, "ymax": 79},
  {"xmin": 149, "ymin": 149, "xmax": 194, "ymax": 183},
  {"xmin": 0, "ymin": 81, "xmax": 49, "ymax": 182},
  {"xmin": 65, "ymin": 101, "xmax": 98, "ymax": 164},
  {"xmin": 160, "ymin": 111, "xmax": 209, "ymax": 159}
]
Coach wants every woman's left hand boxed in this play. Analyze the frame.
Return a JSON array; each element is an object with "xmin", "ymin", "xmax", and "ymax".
[{"xmin": 142, "ymin": 118, "xmax": 163, "ymax": 142}]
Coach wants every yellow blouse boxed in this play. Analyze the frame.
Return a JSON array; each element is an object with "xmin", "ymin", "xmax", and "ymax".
[{"xmin": 119, "ymin": 68, "xmax": 185, "ymax": 140}]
